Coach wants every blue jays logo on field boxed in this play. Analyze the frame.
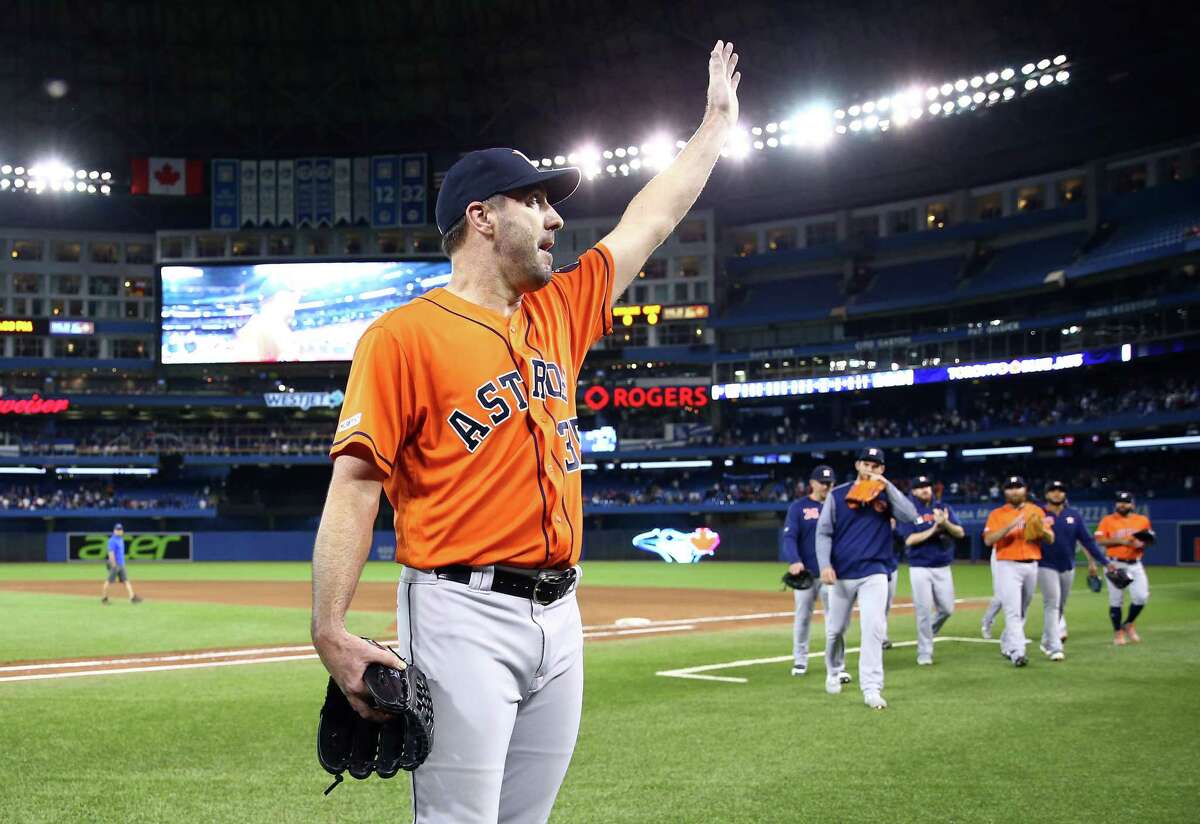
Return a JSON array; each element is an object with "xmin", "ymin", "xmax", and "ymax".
[{"xmin": 631, "ymin": 527, "xmax": 720, "ymax": 563}]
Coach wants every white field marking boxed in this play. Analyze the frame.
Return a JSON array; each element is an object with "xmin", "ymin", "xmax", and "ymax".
[
  {"xmin": 0, "ymin": 653, "xmax": 322, "ymax": 683},
  {"xmin": 581, "ymin": 595, "xmax": 991, "ymax": 633},
  {"xmin": 656, "ymin": 636, "xmax": 999, "ymax": 684},
  {"xmin": 613, "ymin": 617, "xmax": 653, "ymax": 627},
  {"xmin": 583, "ymin": 625, "xmax": 695, "ymax": 639}
]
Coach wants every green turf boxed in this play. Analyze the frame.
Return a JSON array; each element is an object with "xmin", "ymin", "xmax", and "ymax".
[{"xmin": 2, "ymin": 565, "xmax": 1197, "ymax": 822}]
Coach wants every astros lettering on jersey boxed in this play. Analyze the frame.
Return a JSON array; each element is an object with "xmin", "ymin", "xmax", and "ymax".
[
  {"xmin": 983, "ymin": 501, "xmax": 1046, "ymax": 561},
  {"xmin": 330, "ymin": 244, "xmax": 614, "ymax": 570},
  {"xmin": 1095, "ymin": 510, "xmax": 1153, "ymax": 561}
]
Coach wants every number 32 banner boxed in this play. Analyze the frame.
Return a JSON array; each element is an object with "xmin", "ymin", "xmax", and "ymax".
[{"xmin": 371, "ymin": 154, "xmax": 427, "ymax": 228}]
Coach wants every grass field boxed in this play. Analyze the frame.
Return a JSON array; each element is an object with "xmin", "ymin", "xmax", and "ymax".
[{"xmin": 2, "ymin": 561, "xmax": 1197, "ymax": 823}]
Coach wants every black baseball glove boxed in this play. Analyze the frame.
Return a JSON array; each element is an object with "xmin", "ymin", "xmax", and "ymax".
[
  {"xmin": 1086, "ymin": 572, "xmax": 1103, "ymax": 593},
  {"xmin": 1105, "ymin": 567, "xmax": 1133, "ymax": 589},
  {"xmin": 318, "ymin": 640, "xmax": 434, "ymax": 794},
  {"xmin": 1132, "ymin": 529, "xmax": 1156, "ymax": 545},
  {"xmin": 782, "ymin": 569, "xmax": 815, "ymax": 591}
]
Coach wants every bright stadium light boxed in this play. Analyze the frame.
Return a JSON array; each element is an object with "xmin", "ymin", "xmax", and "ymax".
[
  {"xmin": 903, "ymin": 450, "xmax": 948, "ymax": 459},
  {"xmin": 528, "ymin": 52, "xmax": 1070, "ymax": 179},
  {"xmin": 1114, "ymin": 435, "xmax": 1200, "ymax": 449},
  {"xmin": 961, "ymin": 445, "xmax": 1034, "ymax": 457}
]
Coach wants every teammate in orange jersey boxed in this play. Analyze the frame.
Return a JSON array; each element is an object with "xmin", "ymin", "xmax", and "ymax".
[
  {"xmin": 1092, "ymin": 491, "xmax": 1154, "ymax": 645},
  {"xmin": 311, "ymin": 42, "xmax": 742, "ymax": 823},
  {"xmin": 982, "ymin": 476, "xmax": 1054, "ymax": 667}
]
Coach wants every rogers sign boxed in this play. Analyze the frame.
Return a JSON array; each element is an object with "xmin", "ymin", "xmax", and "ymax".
[
  {"xmin": 0, "ymin": 394, "xmax": 70, "ymax": 415},
  {"xmin": 582, "ymin": 384, "xmax": 709, "ymax": 411}
]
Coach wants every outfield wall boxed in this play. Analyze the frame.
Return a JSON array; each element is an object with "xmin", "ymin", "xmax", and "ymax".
[{"xmin": 23, "ymin": 498, "xmax": 1200, "ymax": 566}]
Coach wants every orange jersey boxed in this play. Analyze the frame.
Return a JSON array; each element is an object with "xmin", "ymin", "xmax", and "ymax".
[
  {"xmin": 330, "ymin": 244, "xmax": 615, "ymax": 570},
  {"xmin": 984, "ymin": 502, "xmax": 1047, "ymax": 561},
  {"xmin": 1094, "ymin": 511, "xmax": 1152, "ymax": 561}
]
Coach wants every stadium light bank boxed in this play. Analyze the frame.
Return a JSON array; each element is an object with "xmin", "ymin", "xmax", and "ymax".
[
  {"xmin": 0, "ymin": 160, "xmax": 113, "ymax": 195},
  {"xmin": 529, "ymin": 55, "xmax": 1070, "ymax": 180}
]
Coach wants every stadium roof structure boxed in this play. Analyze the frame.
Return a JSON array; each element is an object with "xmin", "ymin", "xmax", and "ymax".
[{"xmin": 0, "ymin": 0, "xmax": 1197, "ymax": 226}]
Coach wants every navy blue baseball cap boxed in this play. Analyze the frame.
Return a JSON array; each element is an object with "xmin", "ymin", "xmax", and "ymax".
[
  {"xmin": 1002, "ymin": 475, "xmax": 1026, "ymax": 489},
  {"xmin": 1045, "ymin": 480, "xmax": 1068, "ymax": 493},
  {"xmin": 435, "ymin": 149, "xmax": 581, "ymax": 234},
  {"xmin": 810, "ymin": 465, "xmax": 835, "ymax": 483},
  {"xmin": 1115, "ymin": 490, "xmax": 1134, "ymax": 503},
  {"xmin": 113, "ymin": 523, "xmax": 123, "ymax": 530},
  {"xmin": 911, "ymin": 475, "xmax": 933, "ymax": 489},
  {"xmin": 857, "ymin": 447, "xmax": 886, "ymax": 464}
]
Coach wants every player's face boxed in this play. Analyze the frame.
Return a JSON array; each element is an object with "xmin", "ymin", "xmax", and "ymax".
[
  {"xmin": 809, "ymin": 480, "xmax": 831, "ymax": 500},
  {"xmin": 493, "ymin": 186, "xmax": 563, "ymax": 293},
  {"xmin": 1004, "ymin": 486, "xmax": 1027, "ymax": 505},
  {"xmin": 913, "ymin": 486, "xmax": 933, "ymax": 504},
  {"xmin": 1046, "ymin": 489, "xmax": 1066, "ymax": 505},
  {"xmin": 1116, "ymin": 501, "xmax": 1134, "ymax": 515},
  {"xmin": 856, "ymin": 459, "xmax": 883, "ymax": 478}
]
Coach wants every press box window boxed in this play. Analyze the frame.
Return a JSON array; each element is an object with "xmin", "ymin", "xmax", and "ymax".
[
  {"xmin": 231, "ymin": 234, "xmax": 261, "ymax": 257},
  {"xmin": 90, "ymin": 242, "xmax": 119, "ymax": 263},
  {"xmin": 766, "ymin": 227, "xmax": 797, "ymax": 252},
  {"xmin": 971, "ymin": 192, "xmax": 1003, "ymax": 220},
  {"xmin": 675, "ymin": 219, "xmax": 707, "ymax": 244},
  {"xmin": 376, "ymin": 231, "xmax": 404, "ymax": 255},
  {"xmin": 1016, "ymin": 185, "xmax": 1044, "ymax": 212},
  {"xmin": 124, "ymin": 278, "xmax": 152, "ymax": 298},
  {"xmin": 412, "ymin": 231, "xmax": 440, "ymax": 254},
  {"xmin": 54, "ymin": 241, "xmax": 82, "ymax": 262},
  {"xmin": 13, "ymin": 337, "xmax": 44, "ymax": 357},
  {"xmin": 11, "ymin": 240, "xmax": 42, "ymax": 261},
  {"xmin": 925, "ymin": 203, "xmax": 950, "ymax": 230},
  {"xmin": 887, "ymin": 208, "xmax": 916, "ymax": 234},
  {"xmin": 196, "ymin": 235, "xmax": 226, "ymax": 257},
  {"xmin": 52, "ymin": 274, "xmax": 82, "ymax": 295},
  {"xmin": 805, "ymin": 221, "xmax": 837, "ymax": 247},
  {"xmin": 112, "ymin": 339, "xmax": 149, "ymax": 359},
  {"xmin": 52, "ymin": 338, "xmax": 99, "ymax": 358},
  {"xmin": 160, "ymin": 237, "xmax": 188, "ymax": 259},
  {"xmin": 267, "ymin": 234, "xmax": 295, "ymax": 256},
  {"xmin": 341, "ymin": 233, "xmax": 364, "ymax": 255},
  {"xmin": 13, "ymin": 273, "xmax": 42, "ymax": 294},
  {"xmin": 676, "ymin": 257, "xmax": 702, "ymax": 278},
  {"xmin": 125, "ymin": 243, "xmax": 154, "ymax": 264},
  {"xmin": 1057, "ymin": 177, "xmax": 1085, "ymax": 204},
  {"xmin": 89, "ymin": 276, "xmax": 119, "ymax": 296},
  {"xmin": 639, "ymin": 259, "xmax": 667, "ymax": 280},
  {"xmin": 1107, "ymin": 163, "xmax": 1146, "ymax": 194},
  {"xmin": 730, "ymin": 230, "xmax": 757, "ymax": 257},
  {"xmin": 850, "ymin": 215, "xmax": 880, "ymax": 239}
]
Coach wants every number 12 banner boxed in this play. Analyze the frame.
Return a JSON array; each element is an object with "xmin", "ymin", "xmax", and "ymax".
[{"xmin": 371, "ymin": 154, "xmax": 427, "ymax": 228}]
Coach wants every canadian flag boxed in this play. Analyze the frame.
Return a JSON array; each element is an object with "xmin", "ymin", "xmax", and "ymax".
[{"xmin": 130, "ymin": 157, "xmax": 204, "ymax": 196}]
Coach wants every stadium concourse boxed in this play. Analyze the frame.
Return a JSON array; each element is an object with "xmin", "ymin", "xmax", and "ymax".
[{"xmin": 2, "ymin": 3, "xmax": 1200, "ymax": 822}]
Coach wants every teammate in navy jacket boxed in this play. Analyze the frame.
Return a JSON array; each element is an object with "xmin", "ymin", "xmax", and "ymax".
[
  {"xmin": 1037, "ymin": 480, "xmax": 1110, "ymax": 660},
  {"xmin": 817, "ymin": 447, "xmax": 919, "ymax": 710},
  {"xmin": 896, "ymin": 476, "xmax": 965, "ymax": 665},
  {"xmin": 780, "ymin": 465, "xmax": 837, "ymax": 675}
]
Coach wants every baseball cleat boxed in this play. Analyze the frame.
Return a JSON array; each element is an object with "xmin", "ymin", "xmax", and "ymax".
[
  {"xmin": 1013, "ymin": 655, "xmax": 1028, "ymax": 668},
  {"xmin": 1123, "ymin": 624, "xmax": 1141, "ymax": 643},
  {"xmin": 791, "ymin": 665, "xmax": 807, "ymax": 677},
  {"xmin": 838, "ymin": 671, "xmax": 853, "ymax": 684},
  {"xmin": 131, "ymin": 595, "xmax": 143, "ymax": 604},
  {"xmin": 881, "ymin": 640, "xmax": 893, "ymax": 650},
  {"xmin": 917, "ymin": 657, "xmax": 933, "ymax": 666},
  {"xmin": 825, "ymin": 674, "xmax": 843, "ymax": 695},
  {"xmin": 932, "ymin": 616, "xmax": 949, "ymax": 636},
  {"xmin": 1113, "ymin": 629, "xmax": 1127, "ymax": 646},
  {"xmin": 1050, "ymin": 651, "xmax": 1065, "ymax": 662},
  {"xmin": 981, "ymin": 623, "xmax": 993, "ymax": 641},
  {"xmin": 864, "ymin": 692, "xmax": 888, "ymax": 710},
  {"xmin": 100, "ymin": 597, "xmax": 110, "ymax": 605},
  {"xmin": 1039, "ymin": 643, "xmax": 1052, "ymax": 657}
]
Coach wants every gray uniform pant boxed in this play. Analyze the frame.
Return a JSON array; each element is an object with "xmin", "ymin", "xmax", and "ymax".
[
  {"xmin": 397, "ymin": 566, "xmax": 583, "ymax": 824},
  {"xmin": 824, "ymin": 573, "xmax": 889, "ymax": 694},
  {"xmin": 1106, "ymin": 559, "xmax": 1150, "ymax": 608},
  {"xmin": 909, "ymin": 565, "xmax": 954, "ymax": 660},
  {"xmin": 984, "ymin": 551, "xmax": 1003, "ymax": 628},
  {"xmin": 1037, "ymin": 567, "xmax": 1073, "ymax": 654},
  {"xmin": 995, "ymin": 560, "xmax": 1037, "ymax": 660},
  {"xmin": 793, "ymin": 583, "xmax": 831, "ymax": 665}
]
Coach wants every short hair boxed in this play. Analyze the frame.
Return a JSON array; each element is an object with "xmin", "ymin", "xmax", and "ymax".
[{"xmin": 440, "ymin": 194, "xmax": 506, "ymax": 257}]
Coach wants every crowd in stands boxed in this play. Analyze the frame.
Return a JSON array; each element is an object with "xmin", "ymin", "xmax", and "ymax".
[
  {"xmin": 0, "ymin": 483, "xmax": 212, "ymax": 512},
  {"xmin": 587, "ymin": 475, "xmax": 791, "ymax": 507}
]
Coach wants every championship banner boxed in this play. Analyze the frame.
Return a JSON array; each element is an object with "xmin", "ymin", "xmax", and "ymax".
[
  {"xmin": 276, "ymin": 160, "xmax": 295, "ymax": 227},
  {"xmin": 314, "ymin": 157, "xmax": 334, "ymax": 227},
  {"xmin": 371, "ymin": 155, "xmax": 400, "ymax": 227},
  {"xmin": 239, "ymin": 160, "xmax": 259, "ymax": 228},
  {"xmin": 334, "ymin": 158, "xmax": 352, "ymax": 225},
  {"xmin": 210, "ymin": 159, "xmax": 240, "ymax": 229},
  {"xmin": 399, "ymin": 154, "xmax": 428, "ymax": 226},
  {"xmin": 258, "ymin": 160, "xmax": 277, "ymax": 226},
  {"xmin": 352, "ymin": 157, "xmax": 371, "ymax": 225},
  {"xmin": 68, "ymin": 532, "xmax": 193, "ymax": 562},
  {"xmin": 295, "ymin": 158, "xmax": 315, "ymax": 227}
]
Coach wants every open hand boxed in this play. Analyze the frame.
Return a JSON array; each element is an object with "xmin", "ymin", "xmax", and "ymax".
[{"xmin": 706, "ymin": 40, "xmax": 741, "ymax": 125}]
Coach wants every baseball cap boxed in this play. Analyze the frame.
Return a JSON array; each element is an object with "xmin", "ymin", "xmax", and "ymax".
[
  {"xmin": 1002, "ymin": 475, "xmax": 1026, "ymax": 489},
  {"xmin": 1115, "ymin": 490, "xmax": 1134, "ymax": 503},
  {"xmin": 857, "ymin": 446, "xmax": 886, "ymax": 464},
  {"xmin": 113, "ymin": 523, "xmax": 123, "ymax": 530},
  {"xmin": 911, "ymin": 475, "xmax": 933, "ymax": 489},
  {"xmin": 435, "ymin": 149, "xmax": 581, "ymax": 234},
  {"xmin": 1045, "ymin": 480, "xmax": 1068, "ymax": 493},
  {"xmin": 810, "ymin": 465, "xmax": 836, "ymax": 483}
]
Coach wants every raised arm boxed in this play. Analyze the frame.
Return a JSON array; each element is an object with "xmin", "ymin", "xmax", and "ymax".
[{"xmin": 600, "ymin": 40, "xmax": 741, "ymax": 304}]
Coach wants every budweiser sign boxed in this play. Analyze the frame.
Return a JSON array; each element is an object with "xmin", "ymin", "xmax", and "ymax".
[{"xmin": 0, "ymin": 394, "xmax": 71, "ymax": 415}]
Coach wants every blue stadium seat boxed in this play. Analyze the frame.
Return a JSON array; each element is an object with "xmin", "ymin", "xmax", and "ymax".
[
  {"xmin": 959, "ymin": 233, "xmax": 1087, "ymax": 298},
  {"xmin": 847, "ymin": 256, "xmax": 963, "ymax": 316},
  {"xmin": 713, "ymin": 272, "xmax": 844, "ymax": 327}
]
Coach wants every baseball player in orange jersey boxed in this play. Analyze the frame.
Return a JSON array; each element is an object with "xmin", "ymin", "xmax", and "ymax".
[
  {"xmin": 982, "ymin": 476, "xmax": 1054, "ymax": 667},
  {"xmin": 310, "ymin": 41, "xmax": 742, "ymax": 823},
  {"xmin": 1092, "ymin": 491, "xmax": 1153, "ymax": 645}
]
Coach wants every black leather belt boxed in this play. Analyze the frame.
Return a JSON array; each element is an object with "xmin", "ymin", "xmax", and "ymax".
[{"xmin": 435, "ymin": 565, "xmax": 577, "ymax": 606}]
